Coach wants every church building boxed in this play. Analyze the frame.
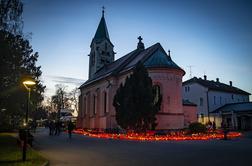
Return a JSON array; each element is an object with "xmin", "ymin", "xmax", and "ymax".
[{"xmin": 77, "ymin": 10, "xmax": 197, "ymax": 130}]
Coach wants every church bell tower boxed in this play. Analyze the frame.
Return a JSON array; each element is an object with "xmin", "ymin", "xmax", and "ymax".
[{"xmin": 88, "ymin": 7, "xmax": 114, "ymax": 79}]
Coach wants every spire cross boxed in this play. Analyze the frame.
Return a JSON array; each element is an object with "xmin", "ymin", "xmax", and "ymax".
[
  {"xmin": 168, "ymin": 49, "xmax": 171, "ymax": 56},
  {"xmin": 138, "ymin": 36, "xmax": 143, "ymax": 42},
  {"xmin": 102, "ymin": 6, "xmax": 105, "ymax": 16}
]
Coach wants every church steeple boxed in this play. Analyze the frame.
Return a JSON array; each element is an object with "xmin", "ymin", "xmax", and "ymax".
[
  {"xmin": 89, "ymin": 7, "xmax": 114, "ymax": 79},
  {"xmin": 93, "ymin": 7, "xmax": 110, "ymax": 41}
]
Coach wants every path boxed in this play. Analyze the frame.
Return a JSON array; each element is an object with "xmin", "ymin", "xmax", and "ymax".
[{"xmin": 33, "ymin": 128, "xmax": 252, "ymax": 166}]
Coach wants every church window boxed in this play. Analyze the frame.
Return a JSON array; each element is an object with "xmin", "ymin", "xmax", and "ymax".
[
  {"xmin": 200, "ymin": 97, "xmax": 203, "ymax": 106},
  {"xmin": 185, "ymin": 87, "xmax": 187, "ymax": 92},
  {"xmin": 220, "ymin": 96, "xmax": 222, "ymax": 104},
  {"xmin": 104, "ymin": 92, "xmax": 107, "ymax": 114},
  {"xmin": 153, "ymin": 85, "xmax": 162, "ymax": 111},
  {"xmin": 231, "ymin": 94, "xmax": 234, "ymax": 100},
  {"xmin": 167, "ymin": 96, "xmax": 170, "ymax": 105},
  {"xmin": 91, "ymin": 53, "xmax": 95, "ymax": 65},
  {"xmin": 188, "ymin": 86, "xmax": 190, "ymax": 91},
  {"xmin": 83, "ymin": 97, "xmax": 86, "ymax": 115},
  {"xmin": 93, "ymin": 95, "xmax": 96, "ymax": 115}
]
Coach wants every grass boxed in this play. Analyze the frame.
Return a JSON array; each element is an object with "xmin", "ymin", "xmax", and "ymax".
[{"xmin": 0, "ymin": 133, "xmax": 47, "ymax": 166}]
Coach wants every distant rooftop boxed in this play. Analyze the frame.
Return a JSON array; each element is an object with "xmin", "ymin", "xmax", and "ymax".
[
  {"xmin": 183, "ymin": 76, "xmax": 250, "ymax": 95},
  {"xmin": 211, "ymin": 102, "xmax": 252, "ymax": 113}
]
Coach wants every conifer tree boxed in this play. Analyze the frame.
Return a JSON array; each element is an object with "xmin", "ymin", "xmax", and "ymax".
[{"xmin": 113, "ymin": 62, "xmax": 162, "ymax": 132}]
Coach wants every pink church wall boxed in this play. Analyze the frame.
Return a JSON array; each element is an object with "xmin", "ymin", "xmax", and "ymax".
[
  {"xmin": 77, "ymin": 67, "xmax": 192, "ymax": 130},
  {"xmin": 183, "ymin": 105, "xmax": 197, "ymax": 127}
]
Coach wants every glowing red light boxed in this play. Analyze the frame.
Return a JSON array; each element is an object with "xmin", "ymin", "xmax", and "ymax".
[{"xmin": 73, "ymin": 129, "xmax": 242, "ymax": 141}]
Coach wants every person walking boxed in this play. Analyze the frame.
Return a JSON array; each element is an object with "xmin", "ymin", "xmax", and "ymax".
[
  {"xmin": 67, "ymin": 121, "xmax": 74, "ymax": 139},
  {"xmin": 55, "ymin": 120, "xmax": 61, "ymax": 136}
]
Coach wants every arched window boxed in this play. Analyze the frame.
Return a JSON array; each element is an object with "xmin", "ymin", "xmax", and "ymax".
[
  {"xmin": 103, "ymin": 92, "xmax": 107, "ymax": 114},
  {"xmin": 91, "ymin": 53, "xmax": 95, "ymax": 65},
  {"xmin": 153, "ymin": 85, "xmax": 162, "ymax": 111},
  {"xmin": 93, "ymin": 95, "xmax": 96, "ymax": 115},
  {"xmin": 83, "ymin": 97, "xmax": 86, "ymax": 116}
]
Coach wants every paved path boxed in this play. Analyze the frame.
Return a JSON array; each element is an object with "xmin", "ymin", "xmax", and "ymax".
[{"xmin": 33, "ymin": 128, "xmax": 252, "ymax": 166}]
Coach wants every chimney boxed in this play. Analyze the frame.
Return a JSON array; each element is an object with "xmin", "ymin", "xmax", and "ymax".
[
  {"xmin": 204, "ymin": 75, "xmax": 207, "ymax": 80},
  {"xmin": 216, "ymin": 78, "xmax": 219, "ymax": 82},
  {"xmin": 229, "ymin": 81, "xmax": 232, "ymax": 87}
]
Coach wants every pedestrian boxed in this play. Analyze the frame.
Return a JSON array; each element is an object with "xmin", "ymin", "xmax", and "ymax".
[
  {"xmin": 212, "ymin": 121, "xmax": 216, "ymax": 131},
  {"xmin": 55, "ymin": 120, "xmax": 61, "ymax": 136},
  {"xmin": 67, "ymin": 120, "xmax": 74, "ymax": 139},
  {"xmin": 49, "ymin": 121, "xmax": 55, "ymax": 136}
]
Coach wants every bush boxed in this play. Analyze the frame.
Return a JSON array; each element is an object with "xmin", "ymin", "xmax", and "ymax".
[{"xmin": 188, "ymin": 122, "xmax": 207, "ymax": 134}]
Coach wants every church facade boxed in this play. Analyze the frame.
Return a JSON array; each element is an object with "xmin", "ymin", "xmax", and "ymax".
[{"xmin": 77, "ymin": 11, "xmax": 197, "ymax": 130}]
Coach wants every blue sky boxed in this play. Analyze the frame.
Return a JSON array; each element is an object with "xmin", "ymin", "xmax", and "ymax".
[{"xmin": 22, "ymin": 0, "xmax": 252, "ymax": 100}]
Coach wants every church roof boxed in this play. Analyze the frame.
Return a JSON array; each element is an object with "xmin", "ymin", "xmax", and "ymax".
[
  {"xmin": 93, "ymin": 15, "xmax": 110, "ymax": 41},
  {"xmin": 80, "ymin": 43, "xmax": 185, "ymax": 88},
  {"xmin": 183, "ymin": 77, "xmax": 250, "ymax": 95}
]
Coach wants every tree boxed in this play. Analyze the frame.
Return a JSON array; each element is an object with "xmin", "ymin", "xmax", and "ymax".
[
  {"xmin": 0, "ymin": 0, "xmax": 45, "ymax": 130},
  {"xmin": 51, "ymin": 84, "xmax": 70, "ymax": 120},
  {"xmin": 0, "ymin": 0, "xmax": 23, "ymax": 35},
  {"xmin": 68, "ymin": 87, "xmax": 80, "ymax": 114},
  {"xmin": 113, "ymin": 62, "xmax": 162, "ymax": 132}
]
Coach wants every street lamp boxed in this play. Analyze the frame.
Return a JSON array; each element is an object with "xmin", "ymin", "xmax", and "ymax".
[{"xmin": 22, "ymin": 79, "xmax": 36, "ymax": 161}]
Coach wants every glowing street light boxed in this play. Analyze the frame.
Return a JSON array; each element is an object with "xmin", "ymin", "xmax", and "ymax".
[{"xmin": 22, "ymin": 79, "xmax": 36, "ymax": 161}]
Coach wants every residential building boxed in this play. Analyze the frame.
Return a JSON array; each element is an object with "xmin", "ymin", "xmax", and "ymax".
[{"xmin": 183, "ymin": 75, "xmax": 250, "ymax": 127}]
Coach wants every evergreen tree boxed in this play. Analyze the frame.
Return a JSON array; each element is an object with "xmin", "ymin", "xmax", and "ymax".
[{"xmin": 113, "ymin": 62, "xmax": 162, "ymax": 132}]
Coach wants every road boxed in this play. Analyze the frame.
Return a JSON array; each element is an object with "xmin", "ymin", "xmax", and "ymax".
[{"xmin": 33, "ymin": 128, "xmax": 252, "ymax": 166}]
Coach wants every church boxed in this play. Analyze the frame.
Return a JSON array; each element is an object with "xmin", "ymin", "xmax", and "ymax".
[{"xmin": 77, "ymin": 10, "xmax": 197, "ymax": 130}]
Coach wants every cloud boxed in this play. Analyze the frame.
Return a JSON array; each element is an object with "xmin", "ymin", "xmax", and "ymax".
[{"xmin": 44, "ymin": 75, "xmax": 85, "ymax": 86}]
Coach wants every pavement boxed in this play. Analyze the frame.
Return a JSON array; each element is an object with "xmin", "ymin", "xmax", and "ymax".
[{"xmin": 33, "ymin": 128, "xmax": 252, "ymax": 166}]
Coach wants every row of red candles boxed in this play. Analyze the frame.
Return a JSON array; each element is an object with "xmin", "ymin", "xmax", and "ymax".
[{"xmin": 73, "ymin": 129, "xmax": 242, "ymax": 141}]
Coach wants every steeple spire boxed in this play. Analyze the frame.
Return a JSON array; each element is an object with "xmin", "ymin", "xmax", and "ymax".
[
  {"xmin": 102, "ymin": 6, "xmax": 105, "ymax": 17},
  {"xmin": 93, "ymin": 7, "xmax": 110, "ymax": 41}
]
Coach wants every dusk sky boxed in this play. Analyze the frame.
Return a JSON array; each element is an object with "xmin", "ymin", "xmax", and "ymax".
[{"xmin": 22, "ymin": 0, "xmax": 252, "ymax": 100}]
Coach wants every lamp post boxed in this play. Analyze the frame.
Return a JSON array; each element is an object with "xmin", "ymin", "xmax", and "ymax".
[{"xmin": 22, "ymin": 80, "xmax": 35, "ymax": 161}]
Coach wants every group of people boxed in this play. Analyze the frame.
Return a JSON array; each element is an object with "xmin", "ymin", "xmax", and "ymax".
[
  {"xmin": 47, "ymin": 120, "xmax": 62, "ymax": 136},
  {"xmin": 206, "ymin": 121, "xmax": 216, "ymax": 131},
  {"xmin": 45, "ymin": 120, "xmax": 75, "ymax": 138}
]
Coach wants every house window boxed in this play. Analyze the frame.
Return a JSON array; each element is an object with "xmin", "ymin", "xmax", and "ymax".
[
  {"xmin": 104, "ymin": 92, "xmax": 107, "ymax": 114},
  {"xmin": 93, "ymin": 95, "xmax": 96, "ymax": 115},
  {"xmin": 231, "ymin": 94, "xmax": 234, "ymax": 100},
  {"xmin": 214, "ymin": 96, "xmax": 216, "ymax": 105},
  {"xmin": 200, "ymin": 98, "xmax": 203, "ymax": 106}
]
